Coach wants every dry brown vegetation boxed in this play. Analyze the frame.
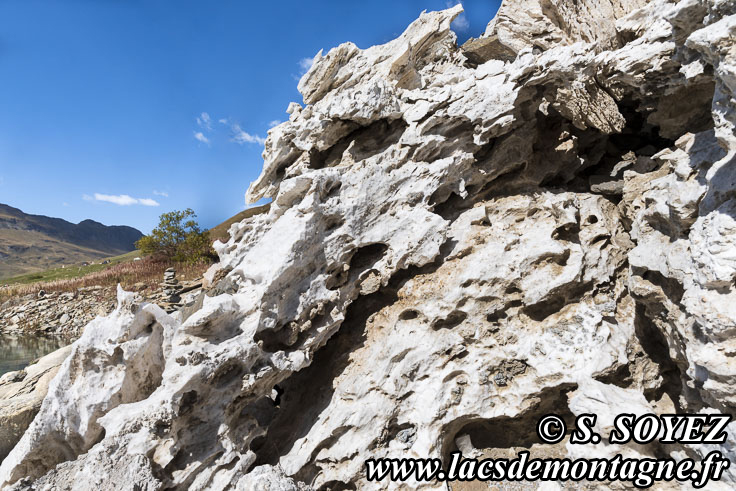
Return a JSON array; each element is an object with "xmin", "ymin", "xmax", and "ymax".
[{"xmin": 0, "ymin": 256, "xmax": 209, "ymax": 304}]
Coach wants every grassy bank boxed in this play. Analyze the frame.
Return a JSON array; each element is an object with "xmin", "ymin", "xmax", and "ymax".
[
  {"xmin": 0, "ymin": 205, "xmax": 257, "ymax": 304},
  {"xmin": 0, "ymin": 254, "xmax": 209, "ymax": 303},
  {"xmin": 1, "ymin": 250, "xmax": 142, "ymax": 286}
]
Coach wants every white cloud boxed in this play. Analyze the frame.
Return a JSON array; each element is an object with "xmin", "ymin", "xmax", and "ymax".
[
  {"xmin": 453, "ymin": 14, "xmax": 470, "ymax": 32},
  {"xmin": 231, "ymin": 123, "xmax": 266, "ymax": 145},
  {"xmin": 63, "ymin": 202, "xmax": 70, "ymax": 207},
  {"xmin": 153, "ymin": 190, "xmax": 169, "ymax": 197},
  {"xmin": 446, "ymin": 1, "xmax": 470, "ymax": 32},
  {"xmin": 194, "ymin": 131, "xmax": 210, "ymax": 144},
  {"xmin": 268, "ymin": 120, "xmax": 282, "ymax": 128},
  {"xmin": 298, "ymin": 56, "xmax": 314, "ymax": 75},
  {"xmin": 196, "ymin": 112, "xmax": 212, "ymax": 130},
  {"xmin": 85, "ymin": 193, "xmax": 160, "ymax": 207},
  {"xmin": 192, "ymin": 114, "xmax": 268, "ymax": 146},
  {"xmin": 137, "ymin": 198, "xmax": 160, "ymax": 207}
]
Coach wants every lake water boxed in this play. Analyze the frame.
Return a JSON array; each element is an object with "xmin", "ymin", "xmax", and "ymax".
[{"xmin": 0, "ymin": 334, "xmax": 71, "ymax": 378}]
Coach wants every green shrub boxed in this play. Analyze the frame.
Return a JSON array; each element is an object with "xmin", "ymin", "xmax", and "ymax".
[{"xmin": 136, "ymin": 209, "xmax": 216, "ymax": 264}]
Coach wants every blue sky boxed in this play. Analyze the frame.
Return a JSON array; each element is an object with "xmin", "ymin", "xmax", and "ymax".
[{"xmin": 0, "ymin": 0, "xmax": 500, "ymax": 233}]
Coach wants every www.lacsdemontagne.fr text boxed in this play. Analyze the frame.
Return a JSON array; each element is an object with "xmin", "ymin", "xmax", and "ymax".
[{"xmin": 365, "ymin": 450, "xmax": 730, "ymax": 488}]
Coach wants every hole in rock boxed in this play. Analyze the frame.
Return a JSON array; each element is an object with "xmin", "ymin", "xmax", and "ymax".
[
  {"xmin": 485, "ymin": 309, "xmax": 507, "ymax": 323},
  {"xmin": 472, "ymin": 138, "xmax": 497, "ymax": 163},
  {"xmin": 325, "ymin": 267, "xmax": 349, "ymax": 291},
  {"xmin": 153, "ymin": 421, "xmax": 170, "ymax": 438},
  {"xmin": 323, "ymin": 181, "xmax": 342, "ymax": 201},
  {"xmin": 346, "ymin": 243, "xmax": 389, "ymax": 287},
  {"xmin": 533, "ymin": 250, "xmax": 570, "ymax": 268},
  {"xmin": 272, "ymin": 385, "xmax": 283, "ymax": 406},
  {"xmin": 424, "ymin": 117, "xmax": 474, "ymax": 140},
  {"xmin": 538, "ymin": 173, "xmax": 572, "ymax": 189},
  {"xmin": 308, "ymin": 119, "xmax": 406, "ymax": 170},
  {"xmin": 472, "ymin": 161, "xmax": 530, "ymax": 203},
  {"xmin": 431, "ymin": 310, "xmax": 468, "ymax": 330},
  {"xmin": 111, "ymin": 346, "xmax": 124, "ymax": 364},
  {"xmin": 430, "ymin": 191, "xmax": 471, "ymax": 221},
  {"xmin": 441, "ymin": 384, "xmax": 576, "ymax": 464},
  {"xmin": 252, "ymin": 288, "xmax": 399, "ymax": 476},
  {"xmin": 590, "ymin": 234, "xmax": 611, "ymax": 248},
  {"xmin": 238, "ymin": 395, "xmax": 279, "ymax": 430},
  {"xmin": 595, "ymin": 363, "xmax": 633, "ymax": 388},
  {"xmin": 209, "ymin": 360, "xmax": 246, "ymax": 389},
  {"xmin": 551, "ymin": 222, "xmax": 580, "ymax": 243},
  {"xmin": 640, "ymin": 269, "xmax": 685, "ymax": 304},
  {"xmin": 523, "ymin": 297, "xmax": 567, "ymax": 322},
  {"xmin": 324, "ymin": 215, "xmax": 344, "ymax": 232},
  {"xmin": 521, "ymin": 281, "xmax": 591, "ymax": 323},
  {"xmin": 506, "ymin": 299, "xmax": 523, "ymax": 309},
  {"xmin": 274, "ymin": 153, "xmax": 299, "ymax": 180},
  {"xmin": 162, "ymin": 416, "xmax": 222, "ymax": 480},
  {"xmin": 92, "ymin": 427, "xmax": 106, "ymax": 447},
  {"xmin": 533, "ymin": 93, "xmax": 683, "ymax": 198},
  {"xmin": 609, "ymin": 96, "xmax": 676, "ymax": 153},
  {"xmin": 178, "ymin": 391, "xmax": 198, "ymax": 416},
  {"xmin": 634, "ymin": 304, "xmax": 685, "ymax": 409},
  {"xmin": 318, "ymin": 481, "xmax": 357, "ymax": 491},
  {"xmin": 382, "ymin": 418, "xmax": 417, "ymax": 447}
]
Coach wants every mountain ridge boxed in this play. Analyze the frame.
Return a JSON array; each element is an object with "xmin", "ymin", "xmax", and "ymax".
[{"xmin": 0, "ymin": 203, "xmax": 143, "ymax": 279}]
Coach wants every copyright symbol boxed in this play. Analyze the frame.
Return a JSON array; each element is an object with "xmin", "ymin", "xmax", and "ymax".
[{"xmin": 537, "ymin": 414, "xmax": 566, "ymax": 444}]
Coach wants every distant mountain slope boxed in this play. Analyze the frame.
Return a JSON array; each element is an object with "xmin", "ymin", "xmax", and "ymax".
[
  {"xmin": 208, "ymin": 203, "xmax": 270, "ymax": 244},
  {"xmin": 0, "ymin": 204, "xmax": 143, "ymax": 279}
]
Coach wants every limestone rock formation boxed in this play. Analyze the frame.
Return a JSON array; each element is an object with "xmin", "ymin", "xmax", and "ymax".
[
  {"xmin": 1, "ymin": 0, "xmax": 735, "ymax": 489},
  {"xmin": 0, "ymin": 345, "xmax": 72, "ymax": 462}
]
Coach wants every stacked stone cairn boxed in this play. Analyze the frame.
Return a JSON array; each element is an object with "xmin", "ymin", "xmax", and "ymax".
[{"xmin": 161, "ymin": 268, "xmax": 182, "ymax": 313}]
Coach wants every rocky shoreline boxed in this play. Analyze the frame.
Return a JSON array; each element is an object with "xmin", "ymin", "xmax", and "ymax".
[
  {"xmin": 0, "ymin": 287, "xmax": 117, "ymax": 337},
  {"xmin": 0, "ymin": 274, "xmax": 203, "ymax": 338}
]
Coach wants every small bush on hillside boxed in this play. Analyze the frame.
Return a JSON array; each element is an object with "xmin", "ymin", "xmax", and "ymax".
[{"xmin": 136, "ymin": 209, "xmax": 216, "ymax": 264}]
